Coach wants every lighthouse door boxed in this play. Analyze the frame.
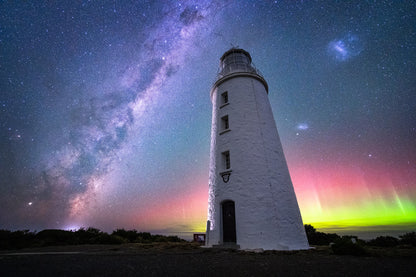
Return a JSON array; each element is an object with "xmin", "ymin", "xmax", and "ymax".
[{"xmin": 222, "ymin": 200, "xmax": 236, "ymax": 243}]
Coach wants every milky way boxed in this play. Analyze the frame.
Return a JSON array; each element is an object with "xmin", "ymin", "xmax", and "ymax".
[{"xmin": 1, "ymin": 1, "xmax": 415, "ymax": 238}]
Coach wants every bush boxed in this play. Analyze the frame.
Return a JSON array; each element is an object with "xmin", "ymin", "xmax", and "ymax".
[
  {"xmin": 137, "ymin": 232, "xmax": 153, "ymax": 242},
  {"xmin": 399, "ymin": 232, "xmax": 416, "ymax": 246},
  {"xmin": 304, "ymin": 224, "xmax": 316, "ymax": 235},
  {"xmin": 74, "ymin": 227, "xmax": 103, "ymax": 244},
  {"xmin": 331, "ymin": 237, "xmax": 367, "ymax": 256},
  {"xmin": 35, "ymin": 229, "xmax": 75, "ymax": 246},
  {"xmin": 112, "ymin": 229, "xmax": 139, "ymax": 242},
  {"xmin": 367, "ymin": 236, "xmax": 399, "ymax": 247},
  {"xmin": 0, "ymin": 227, "xmax": 186, "ymax": 248},
  {"xmin": 166, "ymin": 235, "xmax": 185, "ymax": 242},
  {"xmin": 0, "ymin": 229, "xmax": 36, "ymax": 249},
  {"xmin": 91, "ymin": 233, "xmax": 125, "ymax": 244},
  {"xmin": 304, "ymin": 224, "xmax": 340, "ymax": 245}
]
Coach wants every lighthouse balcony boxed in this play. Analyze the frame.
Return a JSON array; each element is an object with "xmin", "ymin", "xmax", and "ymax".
[{"xmin": 216, "ymin": 63, "xmax": 265, "ymax": 81}]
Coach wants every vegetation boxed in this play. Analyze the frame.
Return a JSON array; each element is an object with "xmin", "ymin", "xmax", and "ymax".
[
  {"xmin": 1, "ymin": 225, "xmax": 414, "ymax": 253},
  {"xmin": 399, "ymin": 231, "xmax": 416, "ymax": 246},
  {"xmin": 304, "ymin": 224, "xmax": 340, "ymax": 245},
  {"xmin": 367, "ymin": 236, "xmax": 399, "ymax": 247},
  {"xmin": 111, "ymin": 229, "xmax": 184, "ymax": 243},
  {"xmin": 0, "ymin": 228, "xmax": 185, "ymax": 250},
  {"xmin": 331, "ymin": 236, "xmax": 368, "ymax": 256},
  {"xmin": 304, "ymin": 224, "xmax": 416, "ymax": 256}
]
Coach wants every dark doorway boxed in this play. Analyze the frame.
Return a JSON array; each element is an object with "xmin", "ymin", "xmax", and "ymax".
[{"xmin": 222, "ymin": 200, "xmax": 236, "ymax": 243}]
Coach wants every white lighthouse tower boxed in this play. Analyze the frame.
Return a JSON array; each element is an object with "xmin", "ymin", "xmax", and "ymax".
[{"xmin": 205, "ymin": 48, "xmax": 309, "ymax": 250}]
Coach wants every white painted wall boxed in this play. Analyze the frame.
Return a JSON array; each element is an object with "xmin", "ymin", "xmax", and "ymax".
[{"xmin": 206, "ymin": 50, "xmax": 309, "ymax": 250}]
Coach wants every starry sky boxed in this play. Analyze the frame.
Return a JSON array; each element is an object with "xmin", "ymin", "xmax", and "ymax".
[{"xmin": 1, "ymin": 1, "xmax": 415, "ymax": 238}]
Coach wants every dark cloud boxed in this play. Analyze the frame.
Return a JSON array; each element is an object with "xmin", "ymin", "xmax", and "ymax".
[{"xmin": 180, "ymin": 6, "xmax": 204, "ymax": 26}]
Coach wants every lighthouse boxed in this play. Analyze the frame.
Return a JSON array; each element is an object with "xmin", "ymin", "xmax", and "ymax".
[{"xmin": 205, "ymin": 48, "xmax": 309, "ymax": 250}]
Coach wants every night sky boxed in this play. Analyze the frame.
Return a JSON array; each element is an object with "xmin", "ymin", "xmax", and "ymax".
[{"xmin": 1, "ymin": 1, "xmax": 415, "ymax": 238}]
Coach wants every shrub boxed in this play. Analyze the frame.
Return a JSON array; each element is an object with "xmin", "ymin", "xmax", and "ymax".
[
  {"xmin": 331, "ymin": 237, "xmax": 367, "ymax": 256},
  {"xmin": 304, "ymin": 224, "xmax": 340, "ymax": 245},
  {"xmin": 153, "ymin": 235, "xmax": 168, "ymax": 242},
  {"xmin": 134, "ymin": 232, "xmax": 153, "ymax": 243},
  {"xmin": 137, "ymin": 232, "xmax": 152, "ymax": 241},
  {"xmin": 74, "ymin": 227, "xmax": 103, "ymax": 244},
  {"xmin": 112, "ymin": 229, "xmax": 139, "ymax": 242},
  {"xmin": 35, "ymin": 229, "xmax": 75, "ymax": 246},
  {"xmin": 0, "ymin": 229, "xmax": 36, "ymax": 249},
  {"xmin": 0, "ymin": 228, "xmax": 186, "ymax": 248},
  {"xmin": 166, "ymin": 235, "xmax": 185, "ymax": 242},
  {"xmin": 304, "ymin": 224, "xmax": 316, "ymax": 235},
  {"xmin": 399, "ymin": 232, "xmax": 416, "ymax": 246},
  {"xmin": 91, "ymin": 233, "xmax": 125, "ymax": 244},
  {"xmin": 367, "ymin": 236, "xmax": 399, "ymax": 247}
]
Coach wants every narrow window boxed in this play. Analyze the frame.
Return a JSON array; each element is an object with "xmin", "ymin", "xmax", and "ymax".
[
  {"xmin": 222, "ymin": 151, "xmax": 230, "ymax": 169},
  {"xmin": 221, "ymin": 115, "xmax": 229, "ymax": 130},
  {"xmin": 221, "ymin": 91, "xmax": 228, "ymax": 105}
]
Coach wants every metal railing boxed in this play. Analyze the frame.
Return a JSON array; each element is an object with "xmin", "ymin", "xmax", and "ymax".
[{"xmin": 215, "ymin": 62, "xmax": 265, "ymax": 81}]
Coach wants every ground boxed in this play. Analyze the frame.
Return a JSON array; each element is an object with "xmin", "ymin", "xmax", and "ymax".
[{"xmin": 0, "ymin": 243, "xmax": 415, "ymax": 276}]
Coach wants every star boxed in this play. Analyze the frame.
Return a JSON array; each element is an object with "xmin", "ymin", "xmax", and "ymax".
[
  {"xmin": 296, "ymin": 123, "xmax": 309, "ymax": 131},
  {"xmin": 0, "ymin": 0, "xmax": 414, "ymax": 239}
]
